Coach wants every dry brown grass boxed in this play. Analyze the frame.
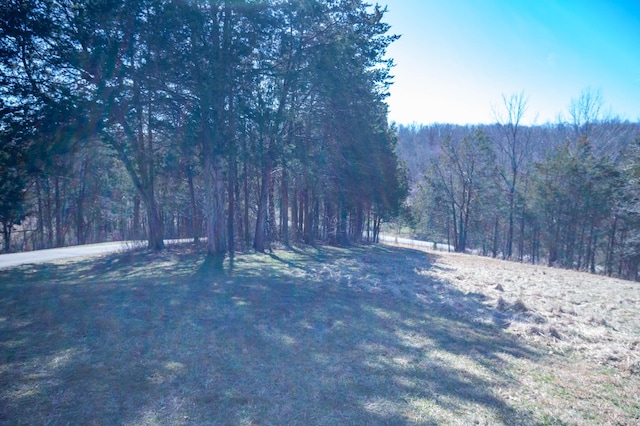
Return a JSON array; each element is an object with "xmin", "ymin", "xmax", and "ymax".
[
  {"xmin": 391, "ymin": 242, "xmax": 640, "ymax": 424},
  {"xmin": 0, "ymin": 243, "xmax": 638, "ymax": 425}
]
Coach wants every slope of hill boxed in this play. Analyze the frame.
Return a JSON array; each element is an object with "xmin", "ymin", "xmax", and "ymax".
[{"xmin": 0, "ymin": 243, "xmax": 638, "ymax": 424}]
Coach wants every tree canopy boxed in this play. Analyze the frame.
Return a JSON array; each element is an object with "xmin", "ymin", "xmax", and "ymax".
[{"xmin": 0, "ymin": 0, "xmax": 406, "ymax": 255}]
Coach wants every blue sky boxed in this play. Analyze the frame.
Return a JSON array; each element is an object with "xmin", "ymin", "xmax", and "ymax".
[{"xmin": 383, "ymin": 0, "xmax": 640, "ymax": 125}]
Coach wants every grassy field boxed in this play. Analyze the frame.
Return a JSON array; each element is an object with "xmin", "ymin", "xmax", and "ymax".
[{"xmin": 0, "ymin": 243, "xmax": 638, "ymax": 425}]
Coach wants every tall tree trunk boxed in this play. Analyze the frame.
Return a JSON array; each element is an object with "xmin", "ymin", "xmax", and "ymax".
[
  {"xmin": 300, "ymin": 189, "xmax": 307, "ymax": 242},
  {"xmin": 373, "ymin": 214, "xmax": 382, "ymax": 243},
  {"xmin": 353, "ymin": 202, "xmax": 364, "ymax": 243},
  {"xmin": 268, "ymin": 167, "xmax": 276, "ymax": 244},
  {"xmin": 507, "ymin": 188, "xmax": 515, "ymax": 258},
  {"xmin": 518, "ymin": 211, "xmax": 526, "ymax": 261},
  {"xmin": 55, "ymin": 175, "xmax": 64, "ymax": 247},
  {"xmin": 338, "ymin": 203, "xmax": 348, "ymax": 245},
  {"xmin": 605, "ymin": 216, "xmax": 617, "ymax": 276},
  {"xmin": 36, "ymin": 178, "xmax": 44, "ymax": 249},
  {"xmin": 577, "ymin": 222, "xmax": 587, "ymax": 270},
  {"xmin": 281, "ymin": 166, "xmax": 289, "ymax": 246},
  {"xmin": 2, "ymin": 222, "xmax": 11, "ymax": 253},
  {"xmin": 243, "ymin": 144, "xmax": 251, "ymax": 247},
  {"xmin": 146, "ymin": 195, "xmax": 164, "ymax": 251},
  {"xmin": 492, "ymin": 216, "xmax": 499, "ymax": 258},
  {"xmin": 254, "ymin": 145, "xmax": 272, "ymax": 252},
  {"xmin": 133, "ymin": 195, "xmax": 141, "ymax": 240},
  {"xmin": 76, "ymin": 156, "xmax": 89, "ymax": 245},
  {"xmin": 313, "ymin": 194, "xmax": 320, "ymax": 242},
  {"xmin": 188, "ymin": 169, "xmax": 199, "ymax": 243},
  {"xmin": 45, "ymin": 178, "xmax": 53, "ymax": 248},
  {"xmin": 205, "ymin": 153, "xmax": 227, "ymax": 259},
  {"xmin": 588, "ymin": 226, "xmax": 597, "ymax": 274},
  {"xmin": 326, "ymin": 201, "xmax": 336, "ymax": 244},
  {"xmin": 235, "ymin": 160, "xmax": 243, "ymax": 250},
  {"xmin": 228, "ymin": 148, "xmax": 236, "ymax": 256},
  {"xmin": 366, "ymin": 208, "xmax": 371, "ymax": 242},
  {"xmin": 303, "ymin": 188, "xmax": 311, "ymax": 244},
  {"xmin": 291, "ymin": 183, "xmax": 298, "ymax": 243},
  {"xmin": 548, "ymin": 221, "xmax": 560, "ymax": 266}
]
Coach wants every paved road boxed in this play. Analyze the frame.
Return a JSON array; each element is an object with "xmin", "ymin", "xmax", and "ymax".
[
  {"xmin": 378, "ymin": 234, "xmax": 453, "ymax": 252},
  {"xmin": 0, "ymin": 235, "xmax": 444, "ymax": 270},
  {"xmin": 0, "ymin": 241, "xmax": 148, "ymax": 270},
  {"xmin": 0, "ymin": 239, "xmax": 201, "ymax": 270}
]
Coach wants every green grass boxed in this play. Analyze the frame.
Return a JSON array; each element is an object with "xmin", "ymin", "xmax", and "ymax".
[{"xmin": 0, "ymin": 244, "xmax": 637, "ymax": 425}]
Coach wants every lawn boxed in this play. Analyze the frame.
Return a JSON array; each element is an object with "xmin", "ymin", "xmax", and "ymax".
[{"xmin": 0, "ymin": 243, "xmax": 638, "ymax": 425}]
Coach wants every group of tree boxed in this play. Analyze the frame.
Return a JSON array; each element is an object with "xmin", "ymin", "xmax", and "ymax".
[
  {"xmin": 397, "ymin": 90, "xmax": 640, "ymax": 281},
  {"xmin": 0, "ymin": 0, "xmax": 408, "ymax": 259}
]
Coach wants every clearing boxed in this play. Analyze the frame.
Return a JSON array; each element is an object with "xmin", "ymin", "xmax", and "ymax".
[{"xmin": 0, "ymin": 243, "xmax": 638, "ymax": 425}]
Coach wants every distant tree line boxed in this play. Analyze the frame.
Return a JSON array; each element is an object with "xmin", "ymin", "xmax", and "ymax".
[
  {"xmin": 397, "ymin": 91, "xmax": 640, "ymax": 281},
  {"xmin": 0, "ymin": 0, "xmax": 407, "ymax": 258}
]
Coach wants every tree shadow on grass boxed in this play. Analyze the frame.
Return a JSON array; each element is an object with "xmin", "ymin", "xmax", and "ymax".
[{"xmin": 0, "ymin": 244, "xmax": 559, "ymax": 425}]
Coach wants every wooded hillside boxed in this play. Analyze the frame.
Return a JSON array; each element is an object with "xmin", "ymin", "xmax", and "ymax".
[{"xmin": 396, "ymin": 92, "xmax": 640, "ymax": 280}]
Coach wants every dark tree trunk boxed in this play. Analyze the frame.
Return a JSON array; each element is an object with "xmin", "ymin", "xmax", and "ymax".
[
  {"xmin": 507, "ymin": 188, "xmax": 515, "ymax": 258},
  {"xmin": 133, "ymin": 195, "xmax": 141, "ymax": 240},
  {"xmin": 291, "ymin": 184, "xmax": 298, "ymax": 243},
  {"xmin": 254, "ymin": 144, "xmax": 272, "ymax": 252},
  {"xmin": 605, "ymin": 216, "xmax": 617, "ymax": 276},
  {"xmin": 146, "ymin": 197, "xmax": 164, "ymax": 251},
  {"xmin": 281, "ymin": 166, "xmax": 289, "ymax": 246},
  {"xmin": 268, "ymin": 167, "xmax": 276, "ymax": 244},
  {"xmin": 325, "ymin": 201, "xmax": 336, "ymax": 244},
  {"xmin": 589, "ymin": 227, "xmax": 597, "ymax": 274},
  {"xmin": 2, "ymin": 222, "xmax": 11, "ymax": 253},
  {"xmin": 492, "ymin": 216, "xmax": 499, "ymax": 258},
  {"xmin": 228, "ymin": 149, "xmax": 236, "ymax": 257},
  {"xmin": 55, "ymin": 176, "xmax": 64, "ymax": 247},
  {"xmin": 235, "ymin": 168, "xmax": 243, "ymax": 251},
  {"xmin": 338, "ymin": 203, "xmax": 348, "ymax": 245},
  {"xmin": 303, "ymin": 188, "xmax": 312, "ymax": 244},
  {"xmin": 243, "ymin": 145, "xmax": 251, "ymax": 247},
  {"xmin": 36, "ymin": 178, "xmax": 44, "ymax": 249},
  {"xmin": 76, "ymin": 156, "xmax": 89, "ymax": 245},
  {"xmin": 205, "ymin": 153, "xmax": 227, "ymax": 259},
  {"xmin": 518, "ymin": 211, "xmax": 526, "ymax": 261},
  {"xmin": 188, "ymin": 168, "xmax": 199, "ymax": 244},
  {"xmin": 352, "ymin": 202, "xmax": 364, "ymax": 243}
]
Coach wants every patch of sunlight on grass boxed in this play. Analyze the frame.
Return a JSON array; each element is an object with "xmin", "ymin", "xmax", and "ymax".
[
  {"xmin": 232, "ymin": 296, "xmax": 249, "ymax": 307},
  {"xmin": 396, "ymin": 329, "xmax": 433, "ymax": 350},
  {"xmin": 362, "ymin": 397, "xmax": 404, "ymax": 420},
  {"xmin": 391, "ymin": 355, "xmax": 415, "ymax": 369},
  {"xmin": 312, "ymin": 352, "xmax": 331, "ymax": 366},
  {"xmin": 430, "ymin": 349, "xmax": 493, "ymax": 380},
  {"xmin": 164, "ymin": 361, "xmax": 185, "ymax": 371},
  {"xmin": 275, "ymin": 332, "xmax": 297, "ymax": 347},
  {"xmin": 5, "ymin": 319, "xmax": 33, "ymax": 329},
  {"xmin": 0, "ymin": 338, "xmax": 28, "ymax": 349},
  {"xmin": 128, "ymin": 397, "xmax": 190, "ymax": 426},
  {"xmin": 47, "ymin": 348, "xmax": 79, "ymax": 370},
  {"xmin": 408, "ymin": 397, "xmax": 444, "ymax": 422},
  {"xmin": 5, "ymin": 385, "xmax": 40, "ymax": 401},
  {"xmin": 145, "ymin": 362, "xmax": 188, "ymax": 386},
  {"xmin": 363, "ymin": 305, "xmax": 395, "ymax": 320},
  {"xmin": 393, "ymin": 374, "xmax": 417, "ymax": 388}
]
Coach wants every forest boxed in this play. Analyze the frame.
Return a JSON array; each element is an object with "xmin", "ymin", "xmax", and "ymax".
[
  {"xmin": 395, "ymin": 91, "xmax": 640, "ymax": 280},
  {"xmin": 0, "ymin": 0, "xmax": 407, "ymax": 259}
]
